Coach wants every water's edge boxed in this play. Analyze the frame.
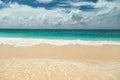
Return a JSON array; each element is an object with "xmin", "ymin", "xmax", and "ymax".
[{"xmin": 0, "ymin": 37, "xmax": 120, "ymax": 47}]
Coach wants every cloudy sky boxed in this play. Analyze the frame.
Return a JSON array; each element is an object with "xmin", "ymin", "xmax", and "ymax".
[{"xmin": 0, "ymin": 0, "xmax": 120, "ymax": 29}]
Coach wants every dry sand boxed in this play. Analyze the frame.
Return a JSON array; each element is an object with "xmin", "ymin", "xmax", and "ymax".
[
  {"xmin": 0, "ymin": 44, "xmax": 120, "ymax": 80},
  {"xmin": 0, "ymin": 44, "xmax": 120, "ymax": 60}
]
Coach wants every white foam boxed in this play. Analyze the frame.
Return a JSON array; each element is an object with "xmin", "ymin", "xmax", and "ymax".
[{"xmin": 0, "ymin": 37, "xmax": 120, "ymax": 47}]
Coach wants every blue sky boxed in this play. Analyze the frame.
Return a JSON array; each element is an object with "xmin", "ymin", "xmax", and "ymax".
[{"xmin": 0, "ymin": 0, "xmax": 120, "ymax": 29}]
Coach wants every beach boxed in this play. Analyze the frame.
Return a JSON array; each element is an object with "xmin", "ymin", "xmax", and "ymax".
[
  {"xmin": 0, "ymin": 44, "xmax": 120, "ymax": 60},
  {"xmin": 0, "ymin": 0, "xmax": 120, "ymax": 79},
  {"xmin": 0, "ymin": 0, "xmax": 120, "ymax": 78},
  {"xmin": 0, "ymin": 29, "xmax": 120, "ymax": 80},
  {"xmin": 0, "ymin": 44, "xmax": 120, "ymax": 80}
]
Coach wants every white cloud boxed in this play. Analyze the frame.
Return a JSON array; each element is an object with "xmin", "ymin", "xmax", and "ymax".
[
  {"xmin": 70, "ymin": 2, "xmax": 95, "ymax": 7},
  {"xmin": 0, "ymin": 0, "xmax": 120, "ymax": 29},
  {"xmin": 0, "ymin": 0, "xmax": 4, "ymax": 5},
  {"xmin": 0, "ymin": 0, "xmax": 2, "ymax": 3},
  {"xmin": 36, "ymin": 0, "xmax": 53, "ymax": 4},
  {"xmin": 0, "ymin": 3, "xmax": 74, "ymax": 29}
]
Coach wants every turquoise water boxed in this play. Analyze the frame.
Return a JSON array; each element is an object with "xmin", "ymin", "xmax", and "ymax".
[{"xmin": 0, "ymin": 29, "xmax": 120, "ymax": 41}]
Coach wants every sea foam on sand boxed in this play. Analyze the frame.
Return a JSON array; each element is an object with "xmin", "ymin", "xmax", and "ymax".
[
  {"xmin": 0, "ymin": 59, "xmax": 120, "ymax": 80},
  {"xmin": 0, "ymin": 37, "xmax": 120, "ymax": 47}
]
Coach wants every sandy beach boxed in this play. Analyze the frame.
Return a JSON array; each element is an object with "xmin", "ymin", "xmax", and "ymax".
[
  {"xmin": 0, "ymin": 0, "xmax": 120, "ymax": 79},
  {"xmin": 0, "ymin": 44, "xmax": 120, "ymax": 60},
  {"xmin": 0, "ymin": 44, "xmax": 120, "ymax": 80}
]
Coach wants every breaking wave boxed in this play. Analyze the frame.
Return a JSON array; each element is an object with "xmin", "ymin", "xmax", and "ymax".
[{"xmin": 0, "ymin": 37, "xmax": 120, "ymax": 47}]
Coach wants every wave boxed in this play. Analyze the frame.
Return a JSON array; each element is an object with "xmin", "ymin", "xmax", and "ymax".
[{"xmin": 0, "ymin": 37, "xmax": 120, "ymax": 47}]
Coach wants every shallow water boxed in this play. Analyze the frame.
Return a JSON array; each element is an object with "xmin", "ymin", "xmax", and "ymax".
[
  {"xmin": 0, "ymin": 29, "xmax": 120, "ymax": 41},
  {"xmin": 0, "ymin": 58, "xmax": 120, "ymax": 80},
  {"xmin": 0, "ymin": 29, "xmax": 120, "ymax": 46}
]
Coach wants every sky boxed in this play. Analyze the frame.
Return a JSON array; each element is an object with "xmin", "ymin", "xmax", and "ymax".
[{"xmin": 0, "ymin": 0, "xmax": 120, "ymax": 29}]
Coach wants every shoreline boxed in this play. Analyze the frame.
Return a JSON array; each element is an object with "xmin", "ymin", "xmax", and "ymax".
[{"xmin": 0, "ymin": 37, "xmax": 120, "ymax": 47}]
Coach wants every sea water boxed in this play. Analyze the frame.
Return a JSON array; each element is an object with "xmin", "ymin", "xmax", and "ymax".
[{"xmin": 0, "ymin": 29, "xmax": 120, "ymax": 46}]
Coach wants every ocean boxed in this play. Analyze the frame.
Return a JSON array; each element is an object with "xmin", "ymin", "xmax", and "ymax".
[{"xmin": 0, "ymin": 29, "xmax": 120, "ymax": 46}]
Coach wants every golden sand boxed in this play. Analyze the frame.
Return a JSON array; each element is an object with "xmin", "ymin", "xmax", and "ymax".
[
  {"xmin": 0, "ymin": 44, "xmax": 120, "ymax": 80},
  {"xmin": 0, "ymin": 58, "xmax": 120, "ymax": 80},
  {"xmin": 0, "ymin": 44, "xmax": 120, "ymax": 60}
]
